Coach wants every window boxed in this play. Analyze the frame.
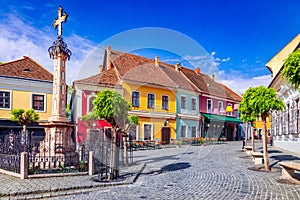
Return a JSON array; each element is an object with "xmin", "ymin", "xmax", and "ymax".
[
  {"xmin": 129, "ymin": 125, "xmax": 138, "ymax": 140},
  {"xmin": 181, "ymin": 96, "xmax": 186, "ymax": 109},
  {"xmin": 191, "ymin": 126, "xmax": 197, "ymax": 138},
  {"xmin": 191, "ymin": 98, "xmax": 196, "ymax": 111},
  {"xmin": 0, "ymin": 91, "xmax": 11, "ymax": 109},
  {"xmin": 181, "ymin": 125, "xmax": 187, "ymax": 138},
  {"xmin": 218, "ymin": 101, "xmax": 223, "ymax": 112},
  {"xmin": 88, "ymin": 96, "xmax": 95, "ymax": 112},
  {"xmin": 143, "ymin": 124, "xmax": 152, "ymax": 140},
  {"xmin": 207, "ymin": 99, "xmax": 212, "ymax": 113},
  {"xmin": 227, "ymin": 103, "xmax": 232, "ymax": 116},
  {"xmin": 162, "ymin": 95, "xmax": 169, "ymax": 110},
  {"xmin": 147, "ymin": 93, "xmax": 155, "ymax": 109},
  {"xmin": 132, "ymin": 91, "xmax": 140, "ymax": 107},
  {"xmin": 32, "ymin": 94, "xmax": 45, "ymax": 111}
]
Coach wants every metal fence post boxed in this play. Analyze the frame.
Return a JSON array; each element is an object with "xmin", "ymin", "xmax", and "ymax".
[{"xmin": 20, "ymin": 152, "xmax": 28, "ymax": 179}]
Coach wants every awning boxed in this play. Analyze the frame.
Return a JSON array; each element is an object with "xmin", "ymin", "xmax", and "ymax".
[
  {"xmin": 97, "ymin": 120, "xmax": 112, "ymax": 129},
  {"xmin": 201, "ymin": 113, "xmax": 243, "ymax": 123}
]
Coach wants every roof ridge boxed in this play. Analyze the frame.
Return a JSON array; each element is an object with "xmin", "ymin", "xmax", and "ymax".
[{"xmin": 0, "ymin": 56, "xmax": 28, "ymax": 66}]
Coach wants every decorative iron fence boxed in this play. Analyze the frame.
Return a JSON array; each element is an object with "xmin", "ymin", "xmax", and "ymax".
[{"xmin": 0, "ymin": 153, "xmax": 20, "ymax": 173}]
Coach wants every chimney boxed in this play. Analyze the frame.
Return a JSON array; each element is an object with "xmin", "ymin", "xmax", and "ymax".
[
  {"xmin": 211, "ymin": 74, "xmax": 215, "ymax": 80},
  {"xmin": 195, "ymin": 67, "xmax": 201, "ymax": 75},
  {"xmin": 99, "ymin": 65, "xmax": 103, "ymax": 73},
  {"xmin": 155, "ymin": 56, "xmax": 159, "ymax": 67},
  {"xmin": 106, "ymin": 46, "xmax": 111, "ymax": 70},
  {"xmin": 175, "ymin": 62, "xmax": 181, "ymax": 71}
]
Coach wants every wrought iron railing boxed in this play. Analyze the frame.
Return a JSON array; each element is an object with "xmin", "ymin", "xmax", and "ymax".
[{"xmin": 0, "ymin": 153, "xmax": 20, "ymax": 173}]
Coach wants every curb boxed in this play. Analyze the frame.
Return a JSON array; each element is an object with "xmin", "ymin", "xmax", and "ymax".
[{"xmin": 0, "ymin": 163, "xmax": 146, "ymax": 199}]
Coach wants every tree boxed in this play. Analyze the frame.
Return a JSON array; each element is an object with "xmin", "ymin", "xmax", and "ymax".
[
  {"xmin": 11, "ymin": 108, "xmax": 39, "ymax": 152},
  {"xmin": 282, "ymin": 48, "xmax": 300, "ymax": 90},
  {"xmin": 239, "ymin": 86, "xmax": 284, "ymax": 171},
  {"xmin": 92, "ymin": 89, "xmax": 131, "ymax": 179},
  {"xmin": 239, "ymin": 88, "xmax": 257, "ymax": 151}
]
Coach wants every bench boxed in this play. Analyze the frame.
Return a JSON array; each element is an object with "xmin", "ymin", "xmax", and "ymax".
[
  {"xmin": 278, "ymin": 161, "xmax": 300, "ymax": 184},
  {"xmin": 244, "ymin": 146, "xmax": 253, "ymax": 155},
  {"xmin": 251, "ymin": 152, "xmax": 264, "ymax": 164}
]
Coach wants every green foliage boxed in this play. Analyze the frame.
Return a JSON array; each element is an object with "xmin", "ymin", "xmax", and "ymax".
[
  {"xmin": 239, "ymin": 86, "xmax": 285, "ymax": 121},
  {"xmin": 239, "ymin": 88, "xmax": 257, "ymax": 122},
  {"xmin": 93, "ymin": 89, "xmax": 131, "ymax": 128},
  {"xmin": 66, "ymin": 85, "xmax": 73, "ymax": 119},
  {"xmin": 11, "ymin": 108, "xmax": 39, "ymax": 125},
  {"xmin": 128, "ymin": 115, "xmax": 138, "ymax": 126},
  {"xmin": 282, "ymin": 48, "xmax": 300, "ymax": 89},
  {"xmin": 80, "ymin": 112, "xmax": 98, "ymax": 128}
]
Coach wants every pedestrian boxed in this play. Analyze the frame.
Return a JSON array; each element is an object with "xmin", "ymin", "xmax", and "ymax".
[{"xmin": 242, "ymin": 137, "xmax": 245, "ymax": 149}]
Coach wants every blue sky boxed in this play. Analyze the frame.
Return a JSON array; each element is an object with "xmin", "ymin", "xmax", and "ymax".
[{"xmin": 0, "ymin": 0, "xmax": 299, "ymax": 94}]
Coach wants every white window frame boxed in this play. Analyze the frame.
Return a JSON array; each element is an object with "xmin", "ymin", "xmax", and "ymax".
[
  {"xmin": 147, "ymin": 93, "xmax": 155, "ymax": 109},
  {"xmin": 87, "ymin": 95, "xmax": 96, "ymax": 113},
  {"xmin": 0, "ymin": 90, "xmax": 12, "ymax": 110},
  {"xmin": 227, "ymin": 103, "xmax": 233, "ymax": 116},
  {"xmin": 181, "ymin": 95, "xmax": 187, "ymax": 113},
  {"xmin": 218, "ymin": 101, "xmax": 223, "ymax": 113},
  {"xmin": 142, "ymin": 123, "xmax": 153, "ymax": 140},
  {"xmin": 191, "ymin": 126, "xmax": 197, "ymax": 138},
  {"xmin": 207, "ymin": 99, "xmax": 212, "ymax": 113},
  {"xmin": 129, "ymin": 125, "xmax": 139, "ymax": 140},
  {"xmin": 181, "ymin": 125, "xmax": 187, "ymax": 138},
  {"xmin": 132, "ymin": 91, "xmax": 140, "ymax": 108},
  {"xmin": 162, "ymin": 95, "xmax": 169, "ymax": 110},
  {"xmin": 191, "ymin": 97, "xmax": 197, "ymax": 113},
  {"xmin": 31, "ymin": 93, "xmax": 46, "ymax": 112}
]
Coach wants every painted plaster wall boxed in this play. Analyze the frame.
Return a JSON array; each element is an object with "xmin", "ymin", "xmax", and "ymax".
[
  {"xmin": 0, "ymin": 89, "xmax": 52, "ymax": 121},
  {"xmin": 176, "ymin": 91, "xmax": 199, "ymax": 138}
]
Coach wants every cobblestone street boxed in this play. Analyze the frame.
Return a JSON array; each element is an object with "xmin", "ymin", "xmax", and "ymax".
[{"xmin": 48, "ymin": 141, "xmax": 300, "ymax": 200}]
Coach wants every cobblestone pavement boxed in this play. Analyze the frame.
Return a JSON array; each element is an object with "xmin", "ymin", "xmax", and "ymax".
[
  {"xmin": 50, "ymin": 141, "xmax": 300, "ymax": 200},
  {"xmin": 1, "ymin": 141, "xmax": 300, "ymax": 199}
]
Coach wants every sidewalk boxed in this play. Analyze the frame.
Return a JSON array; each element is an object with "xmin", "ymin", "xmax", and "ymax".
[{"xmin": 0, "ymin": 163, "xmax": 145, "ymax": 199}]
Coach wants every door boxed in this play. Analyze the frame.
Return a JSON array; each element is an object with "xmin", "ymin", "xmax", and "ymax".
[{"xmin": 161, "ymin": 127, "xmax": 170, "ymax": 144}]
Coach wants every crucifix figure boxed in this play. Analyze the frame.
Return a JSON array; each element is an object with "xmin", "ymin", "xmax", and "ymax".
[{"xmin": 53, "ymin": 6, "xmax": 68, "ymax": 37}]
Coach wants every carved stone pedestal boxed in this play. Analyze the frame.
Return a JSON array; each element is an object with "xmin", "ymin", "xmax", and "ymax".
[{"xmin": 36, "ymin": 121, "xmax": 78, "ymax": 169}]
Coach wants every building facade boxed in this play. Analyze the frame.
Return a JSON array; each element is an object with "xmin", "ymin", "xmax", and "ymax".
[
  {"xmin": 267, "ymin": 33, "xmax": 300, "ymax": 154},
  {"xmin": 0, "ymin": 56, "xmax": 53, "ymax": 147},
  {"xmin": 72, "ymin": 46, "xmax": 242, "ymax": 144}
]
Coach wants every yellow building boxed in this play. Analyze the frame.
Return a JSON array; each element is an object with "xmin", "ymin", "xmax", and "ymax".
[
  {"xmin": 123, "ymin": 82, "xmax": 177, "ymax": 142},
  {"xmin": 253, "ymin": 116, "xmax": 271, "ymax": 138},
  {"xmin": 0, "ymin": 56, "xmax": 53, "ymax": 142}
]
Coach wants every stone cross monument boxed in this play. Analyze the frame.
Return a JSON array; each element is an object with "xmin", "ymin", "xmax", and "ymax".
[{"xmin": 38, "ymin": 6, "xmax": 77, "ymax": 169}]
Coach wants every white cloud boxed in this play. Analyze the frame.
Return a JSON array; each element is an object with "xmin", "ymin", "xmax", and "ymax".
[
  {"xmin": 221, "ymin": 57, "xmax": 230, "ymax": 62},
  {"xmin": 219, "ymin": 70, "xmax": 272, "ymax": 94},
  {"xmin": 0, "ymin": 14, "xmax": 96, "ymax": 84}
]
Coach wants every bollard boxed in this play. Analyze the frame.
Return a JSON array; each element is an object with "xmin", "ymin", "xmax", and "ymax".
[{"xmin": 89, "ymin": 151, "xmax": 95, "ymax": 176}]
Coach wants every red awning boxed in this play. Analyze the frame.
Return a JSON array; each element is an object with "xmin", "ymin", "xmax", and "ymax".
[{"xmin": 97, "ymin": 120, "xmax": 112, "ymax": 128}]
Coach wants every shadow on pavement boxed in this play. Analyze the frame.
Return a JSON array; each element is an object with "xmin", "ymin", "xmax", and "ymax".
[
  {"xmin": 270, "ymin": 154, "xmax": 300, "ymax": 168},
  {"xmin": 161, "ymin": 162, "xmax": 191, "ymax": 172}
]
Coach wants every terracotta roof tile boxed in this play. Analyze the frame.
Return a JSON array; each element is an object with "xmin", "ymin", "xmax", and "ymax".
[
  {"xmin": 0, "ymin": 56, "xmax": 53, "ymax": 81},
  {"xmin": 110, "ymin": 50, "xmax": 197, "ymax": 91},
  {"xmin": 181, "ymin": 67, "xmax": 241, "ymax": 102},
  {"xmin": 74, "ymin": 68, "xmax": 119, "ymax": 87}
]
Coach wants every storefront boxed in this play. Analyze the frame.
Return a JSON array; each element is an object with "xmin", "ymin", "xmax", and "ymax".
[{"xmin": 201, "ymin": 113, "xmax": 243, "ymax": 141}]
